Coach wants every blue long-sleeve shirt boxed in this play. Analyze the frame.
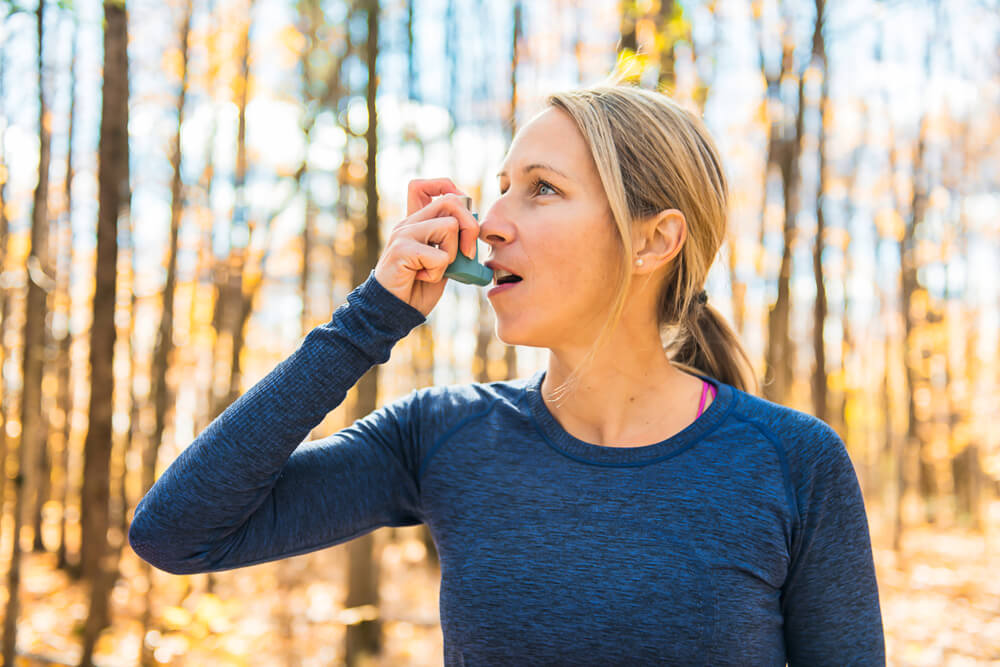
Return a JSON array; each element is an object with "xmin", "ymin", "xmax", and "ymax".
[{"xmin": 129, "ymin": 271, "xmax": 886, "ymax": 666}]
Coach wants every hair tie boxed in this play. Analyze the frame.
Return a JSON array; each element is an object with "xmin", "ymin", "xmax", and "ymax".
[{"xmin": 696, "ymin": 290, "xmax": 708, "ymax": 305}]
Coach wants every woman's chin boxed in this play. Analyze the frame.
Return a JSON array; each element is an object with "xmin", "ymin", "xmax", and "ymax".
[{"xmin": 493, "ymin": 321, "xmax": 530, "ymax": 348}]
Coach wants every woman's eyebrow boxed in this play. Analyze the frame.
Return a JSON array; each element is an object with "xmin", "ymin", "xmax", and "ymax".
[{"xmin": 496, "ymin": 163, "xmax": 570, "ymax": 180}]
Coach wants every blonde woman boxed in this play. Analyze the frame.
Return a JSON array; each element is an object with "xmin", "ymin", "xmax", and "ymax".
[{"xmin": 131, "ymin": 84, "xmax": 885, "ymax": 665}]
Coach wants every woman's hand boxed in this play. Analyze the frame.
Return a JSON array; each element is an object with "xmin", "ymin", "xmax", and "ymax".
[{"xmin": 373, "ymin": 178, "xmax": 481, "ymax": 317}]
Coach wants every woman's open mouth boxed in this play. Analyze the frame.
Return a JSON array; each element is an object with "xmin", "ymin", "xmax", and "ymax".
[{"xmin": 488, "ymin": 275, "xmax": 523, "ymax": 297}]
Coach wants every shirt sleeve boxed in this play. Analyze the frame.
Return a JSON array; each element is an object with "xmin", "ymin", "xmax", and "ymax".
[
  {"xmin": 780, "ymin": 421, "xmax": 886, "ymax": 665},
  {"xmin": 128, "ymin": 271, "xmax": 428, "ymax": 575}
]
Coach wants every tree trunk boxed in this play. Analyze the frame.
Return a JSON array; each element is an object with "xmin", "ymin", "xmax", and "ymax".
[
  {"xmin": 837, "ymin": 110, "xmax": 866, "ymax": 481},
  {"xmin": 951, "ymin": 163, "xmax": 982, "ymax": 530},
  {"xmin": 345, "ymin": 3, "xmax": 383, "ymax": 664},
  {"xmin": 297, "ymin": 0, "xmax": 321, "ymax": 339},
  {"xmin": 31, "ymin": 430, "xmax": 51, "ymax": 552},
  {"xmin": 3, "ymin": 1, "xmax": 53, "ymax": 660},
  {"xmin": 144, "ymin": 0, "xmax": 189, "ymax": 512},
  {"xmin": 755, "ymin": 10, "xmax": 799, "ymax": 407},
  {"xmin": 139, "ymin": 1, "xmax": 191, "ymax": 662},
  {"xmin": 209, "ymin": 0, "xmax": 253, "ymax": 424},
  {"xmin": 406, "ymin": 0, "xmax": 417, "ymax": 100},
  {"xmin": 193, "ymin": 0, "xmax": 221, "ymax": 596},
  {"xmin": 891, "ymin": 110, "xmax": 929, "ymax": 550},
  {"xmin": 619, "ymin": 0, "xmax": 637, "ymax": 54},
  {"xmin": 56, "ymin": 9, "xmax": 79, "ymax": 573},
  {"xmin": 25, "ymin": 0, "xmax": 55, "ymax": 556},
  {"xmin": 79, "ymin": 2, "xmax": 129, "ymax": 663},
  {"xmin": 656, "ymin": 0, "xmax": 677, "ymax": 90},
  {"xmin": 810, "ymin": 0, "xmax": 829, "ymax": 424},
  {"xmin": 0, "ymin": 22, "xmax": 10, "ymax": 511}
]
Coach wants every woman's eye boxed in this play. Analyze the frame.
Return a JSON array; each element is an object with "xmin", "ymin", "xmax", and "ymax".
[
  {"xmin": 498, "ymin": 180, "xmax": 556, "ymax": 197},
  {"xmin": 536, "ymin": 181, "xmax": 556, "ymax": 196}
]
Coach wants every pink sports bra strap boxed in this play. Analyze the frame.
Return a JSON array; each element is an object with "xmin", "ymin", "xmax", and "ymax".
[{"xmin": 696, "ymin": 380, "xmax": 716, "ymax": 418}]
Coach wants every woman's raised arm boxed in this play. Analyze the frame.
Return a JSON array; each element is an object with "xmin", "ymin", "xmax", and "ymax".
[{"xmin": 128, "ymin": 272, "xmax": 429, "ymax": 574}]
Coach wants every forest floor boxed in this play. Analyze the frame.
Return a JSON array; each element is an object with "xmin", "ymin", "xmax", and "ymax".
[{"xmin": 3, "ymin": 500, "xmax": 1000, "ymax": 666}]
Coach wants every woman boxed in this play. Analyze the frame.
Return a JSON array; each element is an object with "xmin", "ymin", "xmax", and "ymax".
[{"xmin": 130, "ymin": 84, "xmax": 885, "ymax": 665}]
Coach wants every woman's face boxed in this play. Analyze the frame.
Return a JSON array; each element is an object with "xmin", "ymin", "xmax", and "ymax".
[{"xmin": 479, "ymin": 107, "xmax": 622, "ymax": 349}]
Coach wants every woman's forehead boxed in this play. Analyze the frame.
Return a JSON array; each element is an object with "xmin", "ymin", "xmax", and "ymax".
[{"xmin": 501, "ymin": 110, "xmax": 591, "ymax": 178}]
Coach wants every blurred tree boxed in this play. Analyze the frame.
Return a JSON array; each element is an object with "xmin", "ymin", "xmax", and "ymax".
[
  {"xmin": 25, "ymin": 0, "xmax": 55, "ymax": 558},
  {"xmin": 400, "ymin": 0, "xmax": 439, "ymax": 565},
  {"xmin": 888, "ymin": 22, "xmax": 936, "ymax": 544},
  {"xmin": 79, "ymin": 0, "xmax": 129, "ymax": 663},
  {"xmin": 3, "ymin": 0, "xmax": 53, "ymax": 661},
  {"xmin": 55, "ymin": 5, "xmax": 79, "ymax": 575},
  {"xmin": 296, "ymin": 0, "xmax": 349, "ymax": 337},
  {"xmin": 810, "ymin": 0, "xmax": 830, "ymax": 425},
  {"xmin": 617, "ymin": 0, "xmax": 700, "ymax": 105},
  {"xmin": 757, "ymin": 0, "xmax": 803, "ymax": 406},
  {"xmin": 138, "ymin": 0, "xmax": 192, "ymax": 662},
  {"xmin": 191, "ymin": 0, "xmax": 222, "ymax": 600},
  {"xmin": 208, "ymin": 0, "xmax": 255, "ymax": 425},
  {"xmin": 0, "ymin": 4, "xmax": 12, "ymax": 517},
  {"xmin": 619, "ymin": 0, "xmax": 638, "ymax": 55},
  {"xmin": 345, "ymin": 1, "xmax": 383, "ymax": 663},
  {"xmin": 836, "ymin": 106, "xmax": 867, "ymax": 482},
  {"xmin": 950, "ymin": 121, "xmax": 984, "ymax": 531}
]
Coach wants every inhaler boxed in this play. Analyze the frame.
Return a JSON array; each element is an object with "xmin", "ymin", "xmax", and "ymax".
[{"xmin": 442, "ymin": 196, "xmax": 493, "ymax": 286}]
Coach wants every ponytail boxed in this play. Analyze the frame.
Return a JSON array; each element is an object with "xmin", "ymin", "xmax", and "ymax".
[{"xmin": 667, "ymin": 300, "xmax": 759, "ymax": 395}]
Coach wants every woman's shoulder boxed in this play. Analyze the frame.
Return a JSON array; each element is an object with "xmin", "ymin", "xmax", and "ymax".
[
  {"xmin": 728, "ymin": 388, "xmax": 849, "ymax": 474},
  {"xmin": 407, "ymin": 373, "xmax": 538, "ymax": 414}
]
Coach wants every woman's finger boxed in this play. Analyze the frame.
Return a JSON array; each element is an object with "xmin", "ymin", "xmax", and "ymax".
[
  {"xmin": 392, "ymin": 215, "xmax": 460, "ymax": 263},
  {"xmin": 395, "ymin": 195, "xmax": 479, "ymax": 259},
  {"xmin": 407, "ymin": 178, "xmax": 464, "ymax": 216},
  {"xmin": 395, "ymin": 236, "xmax": 451, "ymax": 283}
]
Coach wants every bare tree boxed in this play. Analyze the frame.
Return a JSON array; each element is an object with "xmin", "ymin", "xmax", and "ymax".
[
  {"xmin": 79, "ymin": 0, "xmax": 129, "ymax": 663},
  {"xmin": 3, "ymin": 0, "xmax": 54, "ymax": 660},
  {"xmin": 810, "ymin": 0, "xmax": 830, "ymax": 424},
  {"xmin": 756, "ymin": 1, "xmax": 805, "ymax": 406},
  {"xmin": 0, "ymin": 4, "xmax": 13, "ymax": 513},
  {"xmin": 56, "ymin": 5, "xmax": 80, "ymax": 574},
  {"xmin": 208, "ymin": 0, "xmax": 255, "ymax": 424},
  {"xmin": 345, "ymin": 2, "xmax": 385, "ymax": 663},
  {"xmin": 136, "ymin": 0, "xmax": 192, "ymax": 662}
]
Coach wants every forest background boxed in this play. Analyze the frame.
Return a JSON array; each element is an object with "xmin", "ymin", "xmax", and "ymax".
[{"xmin": 0, "ymin": 0, "xmax": 999, "ymax": 664}]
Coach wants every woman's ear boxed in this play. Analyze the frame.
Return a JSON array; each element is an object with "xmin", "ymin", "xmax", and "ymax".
[{"xmin": 633, "ymin": 209, "xmax": 687, "ymax": 270}]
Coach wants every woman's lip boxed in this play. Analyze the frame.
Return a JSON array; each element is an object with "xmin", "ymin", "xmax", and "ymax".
[{"xmin": 487, "ymin": 281, "xmax": 522, "ymax": 297}]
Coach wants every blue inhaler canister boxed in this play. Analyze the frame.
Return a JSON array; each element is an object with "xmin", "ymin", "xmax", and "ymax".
[{"xmin": 443, "ymin": 196, "xmax": 493, "ymax": 286}]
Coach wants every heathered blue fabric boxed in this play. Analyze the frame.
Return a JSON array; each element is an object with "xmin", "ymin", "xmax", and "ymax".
[{"xmin": 130, "ymin": 271, "xmax": 886, "ymax": 666}]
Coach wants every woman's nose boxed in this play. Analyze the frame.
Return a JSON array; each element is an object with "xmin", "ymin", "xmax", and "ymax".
[{"xmin": 478, "ymin": 203, "xmax": 514, "ymax": 246}]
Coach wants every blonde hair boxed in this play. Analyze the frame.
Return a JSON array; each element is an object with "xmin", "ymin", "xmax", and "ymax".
[{"xmin": 543, "ymin": 83, "xmax": 759, "ymax": 403}]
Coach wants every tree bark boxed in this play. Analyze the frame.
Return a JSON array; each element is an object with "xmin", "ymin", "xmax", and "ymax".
[
  {"xmin": 810, "ymin": 0, "xmax": 829, "ymax": 424},
  {"xmin": 25, "ymin": 0, "xmax": 55, "ymax": 555},
  {"xmin": 345, "ymin": 2, "xmax": 384, "ymax": 664},
  {"xmin": 139, "ymin": 1, "xmax": 191, "ymax": 661},
  {"xmin": 3, "ymin": 0, "xmax": 54, "ymax": 659},
  {"xmin": 79, "ymin": 1, "xmax": 129, "ymax": 664},
  {"xmin": 619, "ymin": 0, "xmax": 637, "ymax": 54},
  {"xmin": 56, "ymin": 9, "xmax": 79, "ymax": 574},
  {"xmin": 0, "ymin": 19, "xmax": 10, "ymax": 511},
  {"xmin": 755, "ymin": 7, "xmax": 800, "ymax": 407},
  {"xmin": 891, "ymin": 111, "xmax": 929, "ymax": 551},
  {"xmin": 764, "ymin": 37, "xmax": 805, "ymax": 407}
]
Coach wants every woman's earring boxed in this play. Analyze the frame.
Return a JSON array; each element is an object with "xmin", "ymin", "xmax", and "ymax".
[{"xmin": 635, "ymin": 258, "xmax": 644, "ymax": 266}]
